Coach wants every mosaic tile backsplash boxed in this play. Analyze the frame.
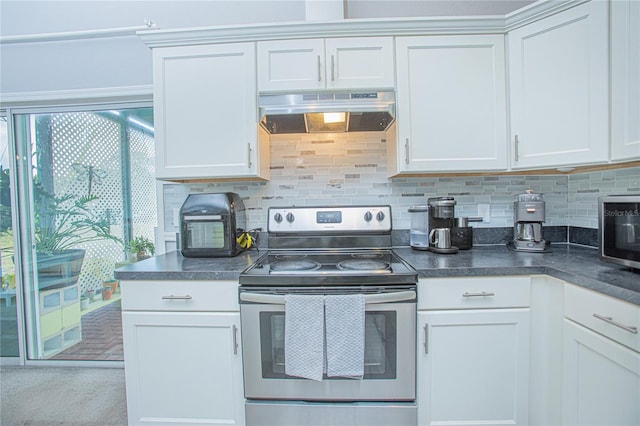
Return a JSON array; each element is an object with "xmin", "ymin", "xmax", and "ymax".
[{"xmin": 163, "ymin": 132, "xmax": 639, "ymax": 235}]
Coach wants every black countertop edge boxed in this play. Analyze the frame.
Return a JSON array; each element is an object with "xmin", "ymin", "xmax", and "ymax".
[{"xmin": 115, "ymin": 244, "xmax": 640, "ymax": 305}]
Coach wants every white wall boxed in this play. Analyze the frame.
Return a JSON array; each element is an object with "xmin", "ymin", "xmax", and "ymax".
[{"xmin": 0, "ymin": 0, "xmax": 306, "ymax": 96}]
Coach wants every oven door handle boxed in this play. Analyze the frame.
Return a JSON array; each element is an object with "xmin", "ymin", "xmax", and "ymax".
[{"xmin": 239, "ymin": 290, "xmax": 416, "ymax": 305}]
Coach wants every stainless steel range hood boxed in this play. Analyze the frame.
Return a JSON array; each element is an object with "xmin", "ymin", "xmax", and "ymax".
[{"xmin": 259, "ymin": 91, "xmax": 395, "ymax": 134}]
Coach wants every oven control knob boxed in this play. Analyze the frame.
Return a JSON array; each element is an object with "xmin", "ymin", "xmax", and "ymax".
[
  {"xmin": 364, "ymin": 211, "xmax": 373, "ymax": 222},
  {"xmin": 376, "ymin": 211, "xmax": 386, "ymax": 222},
  {"xmin": 274, "ymin": 213, "xmax": 283, "ymax": 223},
  {"xmin": 286, "ymin": 212, "xmax": 295, "ymax": 223}
]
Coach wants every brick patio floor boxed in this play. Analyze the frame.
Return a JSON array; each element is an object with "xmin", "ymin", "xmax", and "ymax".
[{"xmin": 52, "ymin": 300, "xmax": 123, "ymax": 361}]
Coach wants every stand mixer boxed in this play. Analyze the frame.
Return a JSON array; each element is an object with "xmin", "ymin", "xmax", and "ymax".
[{"xmin": 512, "ymin": 190, "xmax": 547, "ymax": 252}]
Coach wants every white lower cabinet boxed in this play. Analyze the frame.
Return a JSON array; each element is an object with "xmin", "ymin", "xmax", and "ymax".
[
  {"xmin": 121, "ymin": 281, "xmax": 244, "ymax": 426},
  {"xmin": 562, "ymin": 283, "xmax": 640, "ymax": 426},
  {"xmin": 562, "ymin": 320, "xmax": 640, "ymax": 425},
  {"xmin": 417, "ymin": 277, "xmax": 531, "ymax": 426}
]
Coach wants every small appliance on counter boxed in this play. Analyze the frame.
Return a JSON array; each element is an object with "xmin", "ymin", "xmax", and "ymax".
[
  {"xmin": 409, "ymin": 197, "xmax": 459, "ymax": 254},
  {"xmin": 510, "ymin": 190, "xmax": 548, "ymax": 252},
  {"xmin": 598, "ymin": 194, "xmax": 640, "ymax": 269},
  {"xmin": 451, "ymin": 216, "xmax": 483, "ymax": 250},
  {"xmin": 179, "ymin": 192, "xmax": 247, "ymax": 257}
]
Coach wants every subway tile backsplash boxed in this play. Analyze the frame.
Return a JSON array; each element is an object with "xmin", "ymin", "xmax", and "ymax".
[{"xmin": 163, "ymin": 132, "xmax": 639, "ymax": 234}]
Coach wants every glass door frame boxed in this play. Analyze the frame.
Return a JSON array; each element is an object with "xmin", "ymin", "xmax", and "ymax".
[{"xmin": 2, "ymin": 98, "xmax": 152, "ymax": 366}]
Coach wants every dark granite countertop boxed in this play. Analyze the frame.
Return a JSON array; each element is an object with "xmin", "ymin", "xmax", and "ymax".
[{"xmin": 115, "ymin": 245, "xmax": 640, "ymax": 305}]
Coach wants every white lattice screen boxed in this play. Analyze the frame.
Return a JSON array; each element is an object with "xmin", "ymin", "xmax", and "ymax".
[{"xmin": 46, "ymin": 111, "xmax": 156, "ymax": 295}]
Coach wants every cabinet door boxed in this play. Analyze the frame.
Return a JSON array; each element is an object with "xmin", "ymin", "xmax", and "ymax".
[
  {"xmin": 508, "ymin": 1, "xmax": 608, "ymax": 169},
  {"xmin": 257, "ymin": 39, "xmax": 325, "ymax": 91},
  {"xmin": 325, "ymin": 37, "xmax": 394, "ymax": 89},
  {"xmin": 122, "ymin": 311, "xmax": 244, "ymax": 425},
  {"xmin": 417, "ymin": 309, "xmax": 530, "ymax": 426},
  {"xmin": 395, "ymin": 35, "xmax": 508, "ymax": 173},
  {"xmin": 154, "ymin": 43, "xmax": 261, "ymax": 180},
  {"xmin": 611, "ymin": 0, "xmax": 640, "ymax": 161},
  {"xmin": 562, "ymin": 319, "xmax": 640, "ymax": 425}
]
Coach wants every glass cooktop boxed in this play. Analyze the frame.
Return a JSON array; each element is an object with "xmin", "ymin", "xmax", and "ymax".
[{"xmin": 239, "ymin": 249, "xmax": 417, "ymax": 286}]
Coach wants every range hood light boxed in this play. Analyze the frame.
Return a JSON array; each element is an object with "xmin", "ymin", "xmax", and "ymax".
[
  {"xmin": 259, "ymin": 91, "xmax": 395, "ymax": 134},
  {"xmin": 323, "ymin": 112, "xmax": 346, "ymax": 124}
]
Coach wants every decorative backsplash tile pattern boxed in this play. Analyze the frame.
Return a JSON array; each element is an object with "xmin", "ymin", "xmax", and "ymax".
[
  {"xmin": 568, "ymin": 167, "xmax": 640, "ymax": 228},
  {"xmin": 162, "ymin": 132, "xmax": 639, "ymax": 234}
]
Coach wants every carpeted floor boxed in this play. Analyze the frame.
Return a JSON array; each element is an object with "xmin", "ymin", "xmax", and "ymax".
[{"xmin": 0, "ymin": 366, "xmax": 128, "ymax": 425}]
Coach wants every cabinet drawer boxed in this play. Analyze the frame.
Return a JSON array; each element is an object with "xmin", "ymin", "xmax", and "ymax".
[
  {"xmin": 121, "ymin": 280, "xmax": 239, "ymax": 312},
  {"xmin": 564, "ymin": 284, "xmax": 639, "ymax": 352},
  {"xmin": 418, "ymin": 276, "xmax": 531, "ymax": 310}
]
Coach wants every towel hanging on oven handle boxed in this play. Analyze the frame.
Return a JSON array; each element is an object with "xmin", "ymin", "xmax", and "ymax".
[{"xmin": 239, "ymin": 290, "xmax": 415, "ymax": 305}]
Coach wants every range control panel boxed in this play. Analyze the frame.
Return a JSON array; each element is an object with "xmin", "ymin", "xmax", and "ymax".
[{"xmin": 268, "ymin": 206, "xmax": 392, "ymax": 233}]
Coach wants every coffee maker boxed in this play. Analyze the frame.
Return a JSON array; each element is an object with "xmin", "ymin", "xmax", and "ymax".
[
  {"xmin": 512, "ymin": 190, "xmax": 547, "ymax": 251},
  {"xmin": 427, "ymin": 197, "xmax": 458, "ymax": 253},
  {"xmin": 409, "ymin": 197, "xmax": 458, "ymax": 253}
]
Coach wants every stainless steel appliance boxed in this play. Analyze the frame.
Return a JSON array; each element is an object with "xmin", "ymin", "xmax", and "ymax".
[
  {"xmin": 599, "ymin": 194, "xmax": 640, "ymax": 269},
  {"xmin": 427, "ymin": 197, "xmax": 458, "ymax": 253},
  {"xmin": 259, "ymin": 91, "xmax": 395, "ymax": 134},
  {"xmin": 512, "ymin": 190, "xmax": 547, "ymax": 252},
  {"xmin": 239, "ymin": 205, "xmax": 417, "ymax": 426},
  {"xmin": 179, "ymin": 192, "xmax": 246, "ymax": 257}
]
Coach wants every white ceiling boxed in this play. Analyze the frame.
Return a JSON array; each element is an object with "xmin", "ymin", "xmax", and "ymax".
[{"xmin": 345, "ymin": 0, "xmax": 538, "ymax": 18}]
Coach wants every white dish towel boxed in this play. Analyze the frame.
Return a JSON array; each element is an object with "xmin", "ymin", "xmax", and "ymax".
[
  {"xmin": 324, "ymin": 294, "xmax": 365, "ymax": 378},
  {"xmin": 284, "ymin": 294, "xmax": 325, "ymax": 381}
]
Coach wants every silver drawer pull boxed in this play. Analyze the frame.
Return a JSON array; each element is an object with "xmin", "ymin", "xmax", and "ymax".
[
  {"xmin": 161, "ymin": 295, "xmax": 193, "ymax": 300},
  {"xmin": 463, "ymin": 291, "xmax": 495, "ymax": 298},
  {"xmin": 593, "ymin": 313, "xmax": 638, "ymax": 334}
]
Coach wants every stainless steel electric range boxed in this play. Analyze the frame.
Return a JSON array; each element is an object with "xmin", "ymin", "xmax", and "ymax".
[{"xmin": 239, "ymin": 205, "xmax": 418, "ymax": 426}]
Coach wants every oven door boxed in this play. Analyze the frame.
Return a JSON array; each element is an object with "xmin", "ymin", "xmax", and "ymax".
[{"xmin": 239, "ymin": 287, "xmax": 416, "ymax": 401}]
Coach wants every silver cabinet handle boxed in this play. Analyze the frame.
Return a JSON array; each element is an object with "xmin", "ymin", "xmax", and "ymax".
[
  {"xmin": 424, "ymin": 324, "xmax": 429, "ymax": 354},
  {"xmin": 404, "ymin": 138, "xmax": 410, "ymax": 164},
  {"xmin": 514, "ymin": 134, "xmax": 520, "ymax": 161},
  {"xmin": 161, "ymin": 295, "xmax": 192, "ymax": 300},
  {"xmin": 232, "ymin": 325, "xmax": 239, "ymax": 354},
  {"xmin": 247, "ymin": 143, "xmax": 253, "ymax": 168},
  {"xmin": 462, "ymin": 291, "xmax": 495, "ymax": 298},
  {"xmin": 593, "ymin": 313, "xmax": 638, "ymax": 334},
  {"xmin": 317, "ymin": 55, "xmax": 322, "ymax": 82},
  {"xmin": 331, "ymin": 54, "xmax": 335, "ymax": 81}
]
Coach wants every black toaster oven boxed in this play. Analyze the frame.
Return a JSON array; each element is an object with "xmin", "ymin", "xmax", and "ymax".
[{"xmin": 180, "ymin": 192, "xmax": 246, "ymax": 257}]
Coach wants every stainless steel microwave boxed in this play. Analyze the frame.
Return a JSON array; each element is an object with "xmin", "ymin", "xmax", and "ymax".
[{"xmin": 598, "ymin": 195, "xmax": 640, "ymax": 269}]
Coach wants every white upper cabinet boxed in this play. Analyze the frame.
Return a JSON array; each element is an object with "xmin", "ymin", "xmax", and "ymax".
[
  {"xmin": 508, "ymin": 0, "xmax": 609, "ymax": 169},
  {"xmin": 392, "ymin": 35, "xmax": 508, "ymax": 174},
  {"xmin": 611, "ymin": 0, "xmax": 640, "ymax": 162},
  {"xmin": 153, "ymin": 42, "xmax": 269, "ymax": 181},
  {"xmin": 257, "ymin": 37, "xmax": 395, "ymax": 92}
]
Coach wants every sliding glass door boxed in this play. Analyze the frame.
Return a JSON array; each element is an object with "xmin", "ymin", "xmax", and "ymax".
[{"xmin": 3, "ymin": 105, "xmax": 156, "ymax": 361}]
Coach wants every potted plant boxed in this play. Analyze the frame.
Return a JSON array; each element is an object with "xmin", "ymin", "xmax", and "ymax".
[
  {"xmin": 101, "ymin": 285, "xmax": 112, "ymax": 301},
  {"xmin": 32, "ymin": 179, "xmax": 122, "ymax": 290},
  {"xmin": 80, "ymin": 293, "xmax": 89, "ymax": 310},
  {"xmin": 128, "ymin": 236, "xmax": 155, "ymax": 261}
]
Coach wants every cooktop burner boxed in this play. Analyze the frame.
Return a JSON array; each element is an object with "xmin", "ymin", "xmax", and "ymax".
[
  {"xmin": 270, "ymin": 259, "xmax": 321, "ymax": 272},
  {"xmin": 337, "ymin": 258, "xmax": 390, "ymax": 272}
]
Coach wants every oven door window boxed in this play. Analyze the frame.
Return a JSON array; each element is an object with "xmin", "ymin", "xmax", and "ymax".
[
  {"xmin": 603, "ymin": 202, "xmax": 640, "ymax": 262},
  {"xmin": 259, "ymin": 311, "xmax": 397, "ymax": 379},
  {"xmin": 185, "ymin": 220, "xmax": 226, "ymax": 249}
]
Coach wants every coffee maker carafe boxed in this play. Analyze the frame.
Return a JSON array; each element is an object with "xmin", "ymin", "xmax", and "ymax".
[{"xmin": 512, "ymin": 190, "xmax": 547, "ymax": 251}]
